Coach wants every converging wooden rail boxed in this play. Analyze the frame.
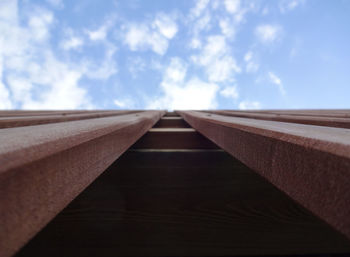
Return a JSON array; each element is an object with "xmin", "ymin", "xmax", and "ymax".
[
  {"xmin": 0, "ymin": 109, "xmax": 350, "ymax": 257},
  {"xmin": 178, "ymin": 110, "xmax": 350, "ymax": 240},
  {"xmin": 0, "ymin": 110, "xmax": 165, "ymax": 257}
]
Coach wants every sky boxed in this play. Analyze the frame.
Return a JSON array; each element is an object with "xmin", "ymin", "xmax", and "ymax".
[{"xmin": 0, "ymin": 0, "xmax": 349, "ymax": 110}]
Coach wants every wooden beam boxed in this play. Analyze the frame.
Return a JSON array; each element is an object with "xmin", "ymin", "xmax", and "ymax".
[
  {"xmin": 0, "ymin": 111, "xmax": 164, "ymax": 257},
  {"xmin": 15, "ymin": 150, "xmax": 350, "ymax": 256},
  {"xmin": 252, "ymin": 109, "xmax": 350, "ymax": 118},
  {"xmin": 130, "ymin": 128, "xmax": 219, "ymax": 149},
  {"xmin": 0, "ymin": 110, "xmax": 141, "ymax": 128},
  {"xmin": 153, "ymin": 117, "xmax": 191, "ymax": 128},
  {"xmin": 177, "ymin": 110, "xmax": 350, "ymax": 240},
  {"xmin": 204, "ymin": 110, "xmax": 350, "ymax": 128}
]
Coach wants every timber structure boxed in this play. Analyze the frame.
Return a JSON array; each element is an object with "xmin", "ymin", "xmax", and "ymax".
[{"xmin": 0, "ymin": 110, "xmax": 350, "ymax": 257}]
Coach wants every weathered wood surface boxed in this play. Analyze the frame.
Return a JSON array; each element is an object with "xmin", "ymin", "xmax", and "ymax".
[
  {"xmin": 177, "ymin": 110, "xmax": 350, "ymax": 240},
  {"xmin": 204, "ymin": 110, "xmax": 350, "ymax": 128},
  {"xmin": 0, "ymin": 111, "xmax": 165, "ymax": 257},
  {"xmin": 15, "ymin": 111, "xmax": 350, "ymax": 257},
  {"xmin": 254, "ymin": 109, "xmax": 350, "ymax": 118},
  {"xmin": 15, "ymin": 150, "xmax": 350, "ymax": 257},
  {"xmin": 0, "ymin": 110, "xmax": 141, "ymax": 128},
  {"xmin": 0, "ymin": 110, "xmax": 113, "ymax": 117}
]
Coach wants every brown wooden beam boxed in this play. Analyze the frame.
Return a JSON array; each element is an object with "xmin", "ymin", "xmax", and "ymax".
[
  {"xmin": 177, "ymin": 110, "xmax": 350, "ymax": 240},
  {"xmin": 0, "ymin": 110, "xmax": 165, "ymax": 257},
  {"xmin": 153, "ymin": 117, "xmax": 191, "ymax": 128},
  {"xmin": 130, "ymin": 128, "xmax": 219, "ymax": 149},
  {"xmin": 0, "ymin": 110, "xmax": 142, "ymax": 128},
  {"xmin": 15, "ymin": 150, "xmax": 350, "ymax": 256},
  {"xmin": 204, "ymin": 110, "xmax": 350, "ymax": 128},
  {"xmin": 252, "ymin": 109, "xmax": 350, "ymax": 118}
]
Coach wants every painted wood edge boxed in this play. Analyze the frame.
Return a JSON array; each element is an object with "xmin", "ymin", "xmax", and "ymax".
[
  {"xmin": 0, "ymin": 110, "xmax": 165, "ymax": 257},
  {"xmin": 177, "ymin": 110, "xmax": 350, "ymax": 240}
]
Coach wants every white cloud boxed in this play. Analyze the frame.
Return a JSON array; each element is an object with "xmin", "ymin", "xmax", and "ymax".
[
  {"xmin": 244, "ymin": 51, "xmax": 252, "ymax": 62},
  {"xmin": 124, "ymin": 24, "xmax": 168, "ymax": 55},
  {"xmin": 84, "ymin": 43, "xmax": 117, "ymax": 80},
  {"xmin": 190, "ymin": 0, "xmax": 210, "ymax": 19},
  {"xmin": 219, "ymin": 18, "xmax": 236, "ymax": 38},
  {"xmin": 192, "ymin": 11, "xmax": 211, "ymax": 35},
  {"xmin": 0, "ymin": 1, "xmax": 92, "ymax": 109},
  {"xmin": 60, "ymin": 28, "xmax": 84, "ymax": 50},
  {"xmin": 87, "ymin": 27, "xmax": 107, "ymax": 41},
  {"xmin": 28, "ymin": 7, "xmax": 54, "ymax": 42},
  {"xmin": 123, "ymin": 13, "xmax": 177, "ymax": 55},
  {"xmin": 238, "ymin": 101, "xmax": 261, "ymax": 110},
  {"xmin": 255, "ymin": 24, "xmax": 282, "ymax": 44},
  {"xmin": 86, "ymin": 16, "xmax": 115, "ymax": 41},
  {"xmin": 164, "ymin": 58, "xmax": 187, "ymax": 83},
  {"xmin": 0, "ymin": 81, "xmax": 12, "ymax": 109},
  {"xmin": 268, "ymin": 71, "xmax": 286, "ymax": 95},
  {"xmin": 153, "ymin": 13, "xmax": 178, "ymax": 39},
  {"xmin": 148, "ymin": 58, "xmax": 219, "ymax": 110},
  {"xmin": 60, "ymin": 37, "xmax": 83, "ymax": 50},
  {"xmin": 0, "ymin": 57, "xmax": 13, "ymax": 109},
  {"xmin": 223, "ymin": 0, "xmax": 248, "ymax": 24},
  {"xmin": 114, "ymin": 98, "xmax": 134, "ymax": 109},
  {"xmin": 279, "ymin": 0, "xmax": 304, "ymax": 13},
  {"xmin": 189, "ymin": 37, "xmax": 202, "ymax": 49},
  {"xmin": 192, "ymin": 35, "xmax": 241, "ymax": 82},
  {"xmin": 224, "ymin": 0, "xmax": 240, "ymax": 14},
  {"xmin": 244, "ymin": 51, "xmax": 259, "ymax": 73},
  {"xmin": 220, "ymin": 85, "xmax": 239, "ymax": 99}
]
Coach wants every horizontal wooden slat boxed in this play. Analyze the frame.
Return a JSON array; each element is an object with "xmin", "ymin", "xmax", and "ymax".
[
  {"xmin": 15, "ymin": 150, "xmax": 350, "ymax": 256},
  {"xmin": 153, "ymin": 117, "xmax": 191, "ymax": 128},
  {"xmin": 204, "ymin": 110, "xmax": 350, "ymax": 128},
  {"xmin": 0, "ymin": 110, "xmax": 142, "ymax": 128},
  {"xmin": 177, "ymin": 110, "xmax": 350, "ymax": 240},
  {"xmin": 0, "ymin": 111, "xmax": 165, "ymax": 257},
  {"xmin": 130, "ymin": 128, "xmax": 219, "ymax": 149}
]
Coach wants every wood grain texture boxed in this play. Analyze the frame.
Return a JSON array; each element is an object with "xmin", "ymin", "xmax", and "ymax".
[
  {"xmin": 177, "ymin": 110, "xmax": 350, "ymax": 240},
  {"xmin": 252, "ymin": 109, "xmax": 350, "ymax": 118},
  {"xmin": 203, "ymin": 110, "xmax": 350, "ymax": 128},
  {"xmin": 0, "ymin": 111, "xmax": 165, "ymax": 257},
  {"xmin": 0, "ymin": 110, "xmax": 141, "ymax": 128},
  {"xmin": 0, "ymin": 110, "xmax": 109, "ymax": 117},
  {"xmin": 16, "ymin": 151, "xmax": 350, "ymax": 257}
]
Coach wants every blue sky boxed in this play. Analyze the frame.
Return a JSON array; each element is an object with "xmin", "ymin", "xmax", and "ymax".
[{"xmin": 0, "ymin": 0, "xmax": 349, "ymax": 110}]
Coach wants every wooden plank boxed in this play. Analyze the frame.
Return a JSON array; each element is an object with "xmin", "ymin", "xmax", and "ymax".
[
  {"xmin": 254, "ymin": 109, "xmax": 350, "ymax": 118},
  {"xmin": 130, "ymin": 128, "xmax": 219, "ymax": 149},
  {"xmin": 164, "ymin": 111, "xmax": 178, "ymax": 117},
  {"xmin": 0, "ymin": 111, "xmax": 165, "ymax": 257},
  {"xmin": 204, "ymin": 110, "xmax": 350, "ymax": 128},
  {"xmin": 0, "ymin": 110, "xmax": 106, "ymax": 117},
  {"xmin": 15, "ymin": 150, "xmax": 350, "ymax": 256},
  {"xmin": 177, "ymin": 110, "xmax": 350, "ymax": 240},
  {"xmin": 0, "ymin": 110, "xmax": 141, "ymax": 128},
  {"xmin": 153, "ymin": 117, "xmax": 191, "ymax": 128}
]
